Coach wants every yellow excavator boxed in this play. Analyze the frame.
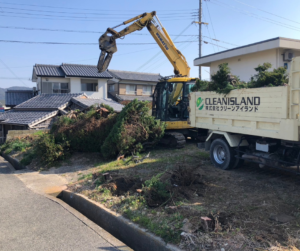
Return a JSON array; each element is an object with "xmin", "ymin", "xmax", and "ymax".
[{"xmin": 97, "ymin": 11, "xmax": 205, "ymax": 148}]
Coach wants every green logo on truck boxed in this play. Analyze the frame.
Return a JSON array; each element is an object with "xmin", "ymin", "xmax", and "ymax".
[{"xmin": 197, "ymin": 97, "xmax": 204, "ymax": 110}]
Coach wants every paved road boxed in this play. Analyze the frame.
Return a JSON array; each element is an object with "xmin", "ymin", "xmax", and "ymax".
[{"xmin": 0, "ymin": 157, "xmax": 128, "ymax": 251}]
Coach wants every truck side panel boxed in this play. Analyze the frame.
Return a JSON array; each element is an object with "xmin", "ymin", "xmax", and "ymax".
[{"xmin": 189, "ymin": 86, "xmax": 299, "ymax": 141}]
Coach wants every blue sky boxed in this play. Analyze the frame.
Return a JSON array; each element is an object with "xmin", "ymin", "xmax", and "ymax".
[{"xmin": 1, "ymin": 0, "xmax": 300, "ymax": 88}]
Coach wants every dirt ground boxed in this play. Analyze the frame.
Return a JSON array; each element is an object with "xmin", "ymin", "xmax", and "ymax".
[{"xmin": 34, "ymin": 143, "xmax": 300, "ymax": 251}]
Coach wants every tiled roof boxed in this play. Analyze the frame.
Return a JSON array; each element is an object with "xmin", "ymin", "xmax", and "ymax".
[
  {"xmin": 15, "ymin": 93, "xmax": 82, "ymax": 110},
  {"xmin": 32, "ymin": 63, "xmax": 160, "ymax": 81},
  {"xmin": 34, "ymin": 64, "xmax": 65, "ymax": 77},
  {"xmin": 61, "ymin": 64, "xmax": 112, "ymax": 78},
  {"xmin": 6, "ymin": 86, "xmax": 33, "ymax": 91},
  {"xmin": 71, "ymin": 97, "xmax": 124, "ymax": 112},
  {"xmin": 5, "ymin": 91, "xmax": 34, "ymax": 107},
  {"xmin": 108, "ymin": 69, "xmax": 161, "ymax": 82},
  {"xmin": 0, "ymin": 110, "xmax": 57, "ymax": 126},
  {"xmin": 117, "ymin": 95, "xmax": 152, "ymax": 101}
]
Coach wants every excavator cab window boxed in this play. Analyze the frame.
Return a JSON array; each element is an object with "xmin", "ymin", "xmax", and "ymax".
[
  {"xmin": 167, "ymin": 83, "xmax": 183, "ymax": 120},
  {"xmin": 152, "ymin": 81, "xmax": 195, "ymax": 121}
]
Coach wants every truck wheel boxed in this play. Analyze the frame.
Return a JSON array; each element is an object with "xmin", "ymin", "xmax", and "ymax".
[{"xmin": 210, "ymin": 138, "xmax": 235, "ymax": 170}]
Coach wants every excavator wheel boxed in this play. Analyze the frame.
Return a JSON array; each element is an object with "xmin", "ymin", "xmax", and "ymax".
[{"xmin": 162, "ymin": 132, "xmax": 186, "ymax": 148}]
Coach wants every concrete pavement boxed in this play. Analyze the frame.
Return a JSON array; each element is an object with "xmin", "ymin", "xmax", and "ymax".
[{"xmin": 0, "ymin": 156, "xmax": 130, "ymax": 251}]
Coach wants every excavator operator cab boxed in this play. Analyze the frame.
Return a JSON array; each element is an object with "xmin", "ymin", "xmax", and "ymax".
[{"xmin": 152, "ymin": 81, "xmax": 194, "ymax": 122}]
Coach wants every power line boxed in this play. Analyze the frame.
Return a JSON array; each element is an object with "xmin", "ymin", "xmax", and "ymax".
[
  {"xmin": 204, "ymin": 0, "xmax": 219, "ymax": 51},
  {"xmin": 202, "ymin": 12, "xmax": 216, "ymax": 52},
  {"xmin": 202, "ymin": 35, "xmax": 239, "ymax": 46},
  {"xmin": 0, "ymin": 58, "xmax": 28, "ymax": 86},
  {"xmin": 0, "ymin": 25, "xmax": 198, "ymax": 36},
  {"xmin": 0, "ymin": 47, "xmax": 160, "ymax": 70},
  {"xmin": 0, "ymin": 1, "xmax": 196, "ymax": 12},
  {"xmin": 135, "ymin": 23, "xmax": 193, "ymax": 72},
  {"xmin": 0, "ymin": 25, "xmax": 239, "ymax": 47},
  {"xmin": 0, "ymin": 10, "xmax": 195, "ymax": 20},
  {"xmin": 0, "ymin": 77, "xmax": 30, "ymax": 80},
  {"xmin": 209, "ymin": 0, "xmax": 300, "ymax": 32},
  {"xmin": 0, "ymin": 14, "xmax": 194, "ymax": 22},
  {"xmin": 0, "ymin": 6, "xmax": 196, "ymax": 17},
  {"xmin": 0, "ymin": 40, "xmax": 198, "ymax": 45},
  {"xmin": 231, "ymin": 0, "xmax": 300, "ymax": 26}
]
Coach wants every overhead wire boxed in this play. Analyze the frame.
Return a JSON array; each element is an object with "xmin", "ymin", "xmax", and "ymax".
[
  {"xmin": 231, "ymin": 0, "xmax": 300, "ymax": 26},
  {"xmin": 202, "ymin": 12, "xmax": 216, "ymax": 52},
  {"xmin": 0, "ymin": 1, "xmax": 196, "ymax": 12},
  {"xmin": 0, "ymin": 25, "xmax": 239, "ymax": 47},
  {"xmin": 135, "ymin": 22, "xmax": 194, "ymax": 72},
  {"xmin": 0, "ymin": 58, "xmax": 28, "ymax": 86},
  {"xmin": 0, "ymin": 10, "xmax": 195, "ymax": 21},
  {"xmin": 0, "ymin": 14, "xmax": 195, "ymax": 22},
  {"xmin": 0, "ymin": 47, "xmax": 160, "ymax": 70},
  {"xmin": 0, "ymin": 40, "xmax": 199, "ymax": 45},
  {"xmin": 0, "ymin": 25, "xmax": 197, "ymax": 36},
  {"xmin": 204, "ymin": 0, "xmax": 219, "ymax": 51},
  {"xmin": 147, "ymin": 36, "xmax": 199, "ymax": 73},
  {"xmin": 0, "ymin": 6, "xmax": 197, "ymax": 17},
  {"xmin": 209, "ymin": 0, "xmax": 300, "ymax": 32},
  {"xmin": 144, "ymin": 35, "xmax": 197, "ymax": 72}
]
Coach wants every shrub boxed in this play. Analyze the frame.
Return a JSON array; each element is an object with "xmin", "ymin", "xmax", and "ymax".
[
  {"xmin": 143, "ymin": 173, "xmax": 170, "ymax": 207},
  {"xmin": 192, "ymin": 62, "xmax": 287, "ymax": 94},
  {"xmin": 52, "ymin": 107, "xmax": 118, "ymax": 152},
  {"xmin": 101, "ymin": 100, "xmax": 165, "ymax": 159},
  {"xmin": 248, "ymin": 63, "xmax": 288, "ymax": 88},
  {"xmin": 0, "ymin": 138, "xmax": 32, "ymax": 154},
  {"xmin": 20, "ymin": 151, "xmax": 35, "ymax": 166},
  {"xmin": 35, "ymin": 133, "xmax": 67, "ymax": 165}
]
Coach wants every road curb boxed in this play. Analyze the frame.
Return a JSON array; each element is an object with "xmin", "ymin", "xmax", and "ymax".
[
  {"xmin": 59, "ymin": 190, "xmax": 182, "ymax": 251},
  {"xmin": 0, "ymin": 152, "xmax": 25, "ymax": 170}
]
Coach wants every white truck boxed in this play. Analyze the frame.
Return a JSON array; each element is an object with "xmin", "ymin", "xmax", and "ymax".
[{"xmin": 189, "ymin": 57, "xmax": 300, "ymax": 173}]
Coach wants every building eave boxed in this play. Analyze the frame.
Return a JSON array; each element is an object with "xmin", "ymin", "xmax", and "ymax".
[{"xmin": 194, "ymin": 37, "xmax": 300, "ymax": 66}]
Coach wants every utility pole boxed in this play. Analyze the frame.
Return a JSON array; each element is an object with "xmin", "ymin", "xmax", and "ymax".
[{"xmin": 199, "ymin": 0, "xmax": 202, "ymax": 80}]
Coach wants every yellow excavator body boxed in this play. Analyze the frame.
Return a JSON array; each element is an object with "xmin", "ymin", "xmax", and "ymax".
[{"xmin": 97, "ymin": 12, "xmax": 199, "ymax": 147}]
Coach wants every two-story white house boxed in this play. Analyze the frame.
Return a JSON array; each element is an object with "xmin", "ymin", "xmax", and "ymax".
[{"xmin": 32, "ymin": 63, "xmax": 112, "ymax": 99}]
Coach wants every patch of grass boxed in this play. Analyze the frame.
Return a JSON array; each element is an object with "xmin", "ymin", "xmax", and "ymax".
[
  {"xmin": 98, "ymin": 187, "xmax": 111, "ymax": 197},
  {"xmin": 78, "ymin": 173, "xmax": 93, "ymax": 181},
  {"xmin": 124, "ymin": 208, "xmax": 183, "ymax": 243},
  {"xmin": 1, "ymin": 139, "xmax": 32, "ymax": 154},
  {"xmin": 20, "ymin": 151, "xmax": 35, "ymax": 166},
  {"xmin": 199, "ymin": 151, "xmax": 210, "ymax": 160}
]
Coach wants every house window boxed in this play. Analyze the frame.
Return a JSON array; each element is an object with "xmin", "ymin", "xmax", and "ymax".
[
  {"xmin": 126, "ymin": 85, "xmax": 136, "ymax": 95},
  {"xmin": 142, "ymin": 86, "xmax": 152, "ymax": 95},
  {"xmin": 108, "ymin": 85, "xmax": 115, "ymax": 92},
  {"xmin": 53, "ymin": 83, "xmax": 69, "ymax": 93},
  {"xmin": 81, "ymin": 83, "xmax": 98, "ymax": 92},
  {"xmin": 42, "ymin": 82, "xmax": 69, "ymax": 94}
]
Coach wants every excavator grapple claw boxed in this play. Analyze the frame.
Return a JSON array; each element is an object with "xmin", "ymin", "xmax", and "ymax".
[{"xmin": 97, "ymin": 31, "xmax": 118, "ymax": 73}]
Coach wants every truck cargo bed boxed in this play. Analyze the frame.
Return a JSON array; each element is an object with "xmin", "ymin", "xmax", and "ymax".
[{"xmin": 189, "ymin": 77, "xmax": 300, "ymax": 142}]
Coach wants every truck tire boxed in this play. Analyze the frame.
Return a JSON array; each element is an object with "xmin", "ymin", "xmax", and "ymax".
[{"xmin": 210, "ymin": 138, "xmax": 235, "ymax": 170}]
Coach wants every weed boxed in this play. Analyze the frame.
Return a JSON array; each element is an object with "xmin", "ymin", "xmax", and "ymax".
[
  {"xmin": 199, "ymin": 151, "xmax": 210, "ymax": 160},
  {"xmin": 143, "ymin": 173, "xmax": 170, "ymax": 207},
  {"xmin": 99, "ymin": 188, "xmax": 111, "ymax": 197},
  {"xmin": 20, "ymin": 151, "xmax": 35, "ymax": 166},
  {"xmin": 78, "ymin": 173, "xmax": 93, "ymax": 181}
]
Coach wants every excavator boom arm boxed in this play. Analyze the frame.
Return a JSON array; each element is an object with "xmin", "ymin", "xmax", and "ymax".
[{"xmin": 97, "ymin": 12, "xmax": 190, "ymax": 77}]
